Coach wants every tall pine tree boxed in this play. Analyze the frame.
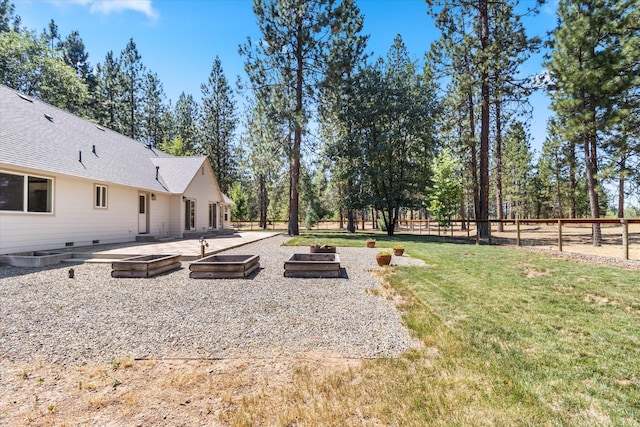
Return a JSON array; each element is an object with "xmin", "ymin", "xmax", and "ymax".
[{"xmin": 200, "ymin": 56, "xmax": 238, "ymax": 194}]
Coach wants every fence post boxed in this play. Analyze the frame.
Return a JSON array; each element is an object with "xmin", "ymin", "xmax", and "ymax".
[
  {"xmin": 516, "ymin": 220, "xmax": 521, "ymax": 247},
  {"xmin": 621, "ymin": 219, "xmax": 629, "ymax": 260},
  {"xmin": 557, "ymin": 219, "xmax": 563, "ymax": 252}
]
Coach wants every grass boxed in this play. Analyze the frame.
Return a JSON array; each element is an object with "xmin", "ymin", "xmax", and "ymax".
[{"xmin": 225, "ymin": 231, "xmax": 640, "ymax": 426}]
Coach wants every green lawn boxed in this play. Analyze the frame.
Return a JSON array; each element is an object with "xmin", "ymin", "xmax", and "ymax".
[{"xmin": 230, "ymin": 232, "xmax": 640, "ymax": 426}]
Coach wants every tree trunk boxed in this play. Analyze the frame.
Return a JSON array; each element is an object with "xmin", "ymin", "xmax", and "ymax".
[
  {"xmin": 618, "ymin": 153, "xmax": 626, "ymax": 218},
  {"xmin": 466, "ymin": 65, "xmax": 479, "ymax": 227},
  {"xmin": 554, "ymin": 149, "xmax": 564, "ymax": 218},
  {"xmin": 495, "ymin": 99, "xmax": 504, "ymax": 232},
  {"xmin": 346, "ymin": 209, "xmax": 355, "ymax": 233},
  {"xmin": 287, "ymin": 19, "xmax": 304, "ymax": 236},
  {"xmin": 568, "ymin": 141, "xmax": 577, "ymax": 218},
  {"xmin": 478, "ymin": 0, "xmax": 491, "ymax": 239},
  {"xmin": 584, "ymin": 126, "xmax": 601, "ymax": 246},
  {"xmin": 258, "ymin": 173, "xmax": 268, "ymax": 230}
]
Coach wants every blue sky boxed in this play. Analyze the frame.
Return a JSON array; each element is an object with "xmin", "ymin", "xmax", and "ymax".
[{"xmin": 13, "ymin": 0, "xmax": 556, "ymax": 152}]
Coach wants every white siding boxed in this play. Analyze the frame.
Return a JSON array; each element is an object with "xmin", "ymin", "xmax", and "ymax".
[
  {"xmin": 149, "ymin": 192, "xmax": 172, "ymax": 237},
  {"xmin": 0, "ymin": 170, "xmax": 176, "ymax": 254},
  {"xmin": 183, "ymin": 165, "xmax": 223, "ymax": 234}
]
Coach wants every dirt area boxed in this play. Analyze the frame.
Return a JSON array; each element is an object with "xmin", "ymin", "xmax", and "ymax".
[
  {"xmin": 0, "ymin": 354, "xmax": 360, "ymax": 426},
  {"xmin": 402, "ymin": 222, "xmax": 640, "ymax": 264}
]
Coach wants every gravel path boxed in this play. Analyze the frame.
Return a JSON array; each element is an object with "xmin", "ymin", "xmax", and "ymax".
[{"xmin": 0, "ymin": 235, "xmax": 420, "ymax": 365}]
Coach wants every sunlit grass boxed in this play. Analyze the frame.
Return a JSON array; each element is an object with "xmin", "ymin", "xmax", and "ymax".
[{"xmin": 225, "ymin": 231, "xmax": 640, "ymax": 426}]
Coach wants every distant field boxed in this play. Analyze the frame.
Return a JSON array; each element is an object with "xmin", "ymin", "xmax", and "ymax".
[{"xmin": 237, "ymin": 221, "xmax": 640, "ymax": 261}]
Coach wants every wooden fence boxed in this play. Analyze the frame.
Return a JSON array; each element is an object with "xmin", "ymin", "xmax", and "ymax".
[{"xmin": 232, "ymin": 218, "xmax": 640, "ymax": 261}]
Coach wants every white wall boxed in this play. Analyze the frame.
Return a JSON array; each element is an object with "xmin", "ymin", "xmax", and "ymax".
[
  {"xmin": 0, "ymin": 169, "xmax": 175, "ymax": 254},
  {"xmin": 183, "ymin": 165, "xmax": 224, "ymax": 233}
]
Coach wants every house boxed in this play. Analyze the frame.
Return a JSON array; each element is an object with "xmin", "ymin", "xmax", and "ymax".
[{"xmin": 0, "ymin": 84, "xmax": 234, "ymax": 255}]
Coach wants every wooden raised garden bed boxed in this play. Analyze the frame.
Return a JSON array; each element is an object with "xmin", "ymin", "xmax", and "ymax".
[
  {"xmin": 284, "ymin": 253, "xmax": 341, "ymax": 278},
  {"xmin": 111, "ymin": 254, "xmax": 181, "ymax": 278},
  {"xmin": 189, "ymin": 254, "xmax": 260, "ymax": 279}
]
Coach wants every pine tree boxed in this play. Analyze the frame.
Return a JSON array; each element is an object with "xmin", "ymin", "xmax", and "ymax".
[
  {"xmin": 0, "ymin": 0, "xmax": 21, "ymax": 33},
  {"xmin": 428, "ymin": 0, "xmax": 543, "ymax": 237},
  {"xmin": 173, "ymin": 92, "xmax": 200, "ymax": 155},
  {"xmin": 321, "ymin": 0, "xmax": 368, "ymax": 233},
  {"xmin": 143, "ymin": 72, "xmax": 168, "ymax": 148},
  {"xmin": 240, "ymin": 0, "xmax": 338, "ymax": 236},
  {"xmin": 200, "ymin": 56, "xmax": 238, "ymax": 194},
  {"xmin": 547, "ymin": 0, "xmax": 639, "ymax": 243},
  {"xmin": 120, "ymin": 38, "xmax": 146, "ymax": 140},
  {"xmin": 95, "ymin": 51, "xmax": 126, "ymax": 134},
  {"xmin": 502, "ymin": 122, "xmax": 533, "ymax": 218},
  {"xmin": 44, "ymin": 19, "xmax": 59, "ymax": 53}
]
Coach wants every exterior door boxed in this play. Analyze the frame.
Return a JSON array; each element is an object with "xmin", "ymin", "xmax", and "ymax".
[
  {"xmin": 138, "ymin": 194, "xmax": 148, "ymax": 234},
  {"xmin": 184, "ymin": 199, "xmax": 195, "ymax": 230},
  {"xmin": 209, "ymin": 203, "xmax": 217, "ymax": 229}
]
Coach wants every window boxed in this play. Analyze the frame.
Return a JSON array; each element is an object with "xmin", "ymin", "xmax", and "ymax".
[
  {"xmin": 95, "ymin": 185, "xmax": 107, "ymax": 208},
  {"xmin": 0, "ymin": 171, "xmax": 53, "ymax": 213}
]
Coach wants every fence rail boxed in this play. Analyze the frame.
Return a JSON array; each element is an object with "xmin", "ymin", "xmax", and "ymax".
[{"xmin": 232, "ymin": 218, "xmax": 640, "ymax": 261}]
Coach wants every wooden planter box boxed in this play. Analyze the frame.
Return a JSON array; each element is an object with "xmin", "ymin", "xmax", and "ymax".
[
  {"xmin": 111, "ymin": 254, "xmax": 181, "ymax": 278},
  {"xmin": 189, "ymin": 254, "xmax": 260, "ymax": 279},
  {"xmin": 284, "ymin": 253, "xmax": 341, "ymax": 278}
]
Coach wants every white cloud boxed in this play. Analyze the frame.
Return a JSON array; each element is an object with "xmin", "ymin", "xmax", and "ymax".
[{"xmin": 52, "ymin": 0, "xmax": 159, "ymax": 20}]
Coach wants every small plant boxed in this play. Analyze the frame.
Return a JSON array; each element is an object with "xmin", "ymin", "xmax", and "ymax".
[
  {"xmin": 20, "ymin": 370, "xmax": 29, "ymax": 380},
  {"xmin": 393, "ymin": 245, "xmax": 405, "ymax": 256},
  {"xmin": 47, "ymin": 404, "xmax": 56, "ymax": 413},
  {"xmin": 375, "ymin": 249, "xmax": 392, "ymax": 266},
  {"xmin": 366, "ymin": 239, "xmax": 376, "ymax": 248}
]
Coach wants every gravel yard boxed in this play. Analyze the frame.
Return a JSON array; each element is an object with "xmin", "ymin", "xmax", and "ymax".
[{"xmin": 0, "ymin": 235, "xmax": 420, "ymax": 366}]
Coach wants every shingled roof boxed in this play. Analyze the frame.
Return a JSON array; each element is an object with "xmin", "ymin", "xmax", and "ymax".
[{"xmin": 0, "ymin": 84, "xmax": 209, "ymax": 194}]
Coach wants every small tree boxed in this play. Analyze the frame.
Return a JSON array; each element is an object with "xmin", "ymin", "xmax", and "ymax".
[
  {"xmin": 228, "ymin": 182, "xmax": 248, "ymax": 221},
  {"xmin": 428, "ymin": 149, "xmax": 462, "ymax": 228}
]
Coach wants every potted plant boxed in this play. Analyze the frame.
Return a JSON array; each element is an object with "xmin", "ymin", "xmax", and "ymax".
[
  {"xmin": 393, "ymin": 245, "xmax": 405, "ymax": 256},
  {"xmin": 375, "ymin": 249, "xmax": 392, "ymax": 266},
  {"xmin": 310, "ymin": 243, "xmax": 336, "ymax": 253},
  {"xmin": 366, "ymin": 239, "xmax": 376, "ymax": 248}
]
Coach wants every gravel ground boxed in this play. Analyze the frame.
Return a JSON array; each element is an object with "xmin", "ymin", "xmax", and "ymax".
[{"xmin": 0, "ymin": 235, "xmax": 421, "ymax": 366}]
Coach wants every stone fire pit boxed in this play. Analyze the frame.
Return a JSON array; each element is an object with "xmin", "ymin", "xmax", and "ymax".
[
  {"xmin": 111, "ymin": 254, "xmax": 181, "ymax": 278},
  {"xmin": 189, "ymin": 254, "xmax": 260, "ymax": 279},
  {"xmin": 284, "ymin": 253, "xmax": 341, "ymax": 278}
]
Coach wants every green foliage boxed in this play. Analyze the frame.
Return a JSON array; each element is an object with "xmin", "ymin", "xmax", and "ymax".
[
  {"xmin": 228, "ymin": 182, "xmax": 248, "ymax": 221},
  {"xmin": 502, "ymin": 122, "xmax": 533, "ymax": 218},
  {"xmin": 547, "ymin": 0, "xmax": 640, "ymax": 232},
  {"xmin": 159, "ymin": 135, "xmax": 191, "ymax": 157},
  {"xmin": 0, "ymin": 30, "xmax": 88, "ymax": 113},
  {"xmin": 120, "ymin": 38, "xmax": 146, "ymax": 140},
  {"xmin": 428, "ymin": 149, "xmax": 461, "ymax": 227},
  {"xmin": 200, "ymin": 56, "xmax": 238, "ymax": 194},
  {"xmin": 173, "ymin": 92, "xmax": 200, "ymax": 155},
  {"xmin": 0, "ymin": 0, "xmax": 21, "ymax": 33},
  {"xmin": 330, "ymin": 36, "xmax": 438, "ymax": 236}
]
